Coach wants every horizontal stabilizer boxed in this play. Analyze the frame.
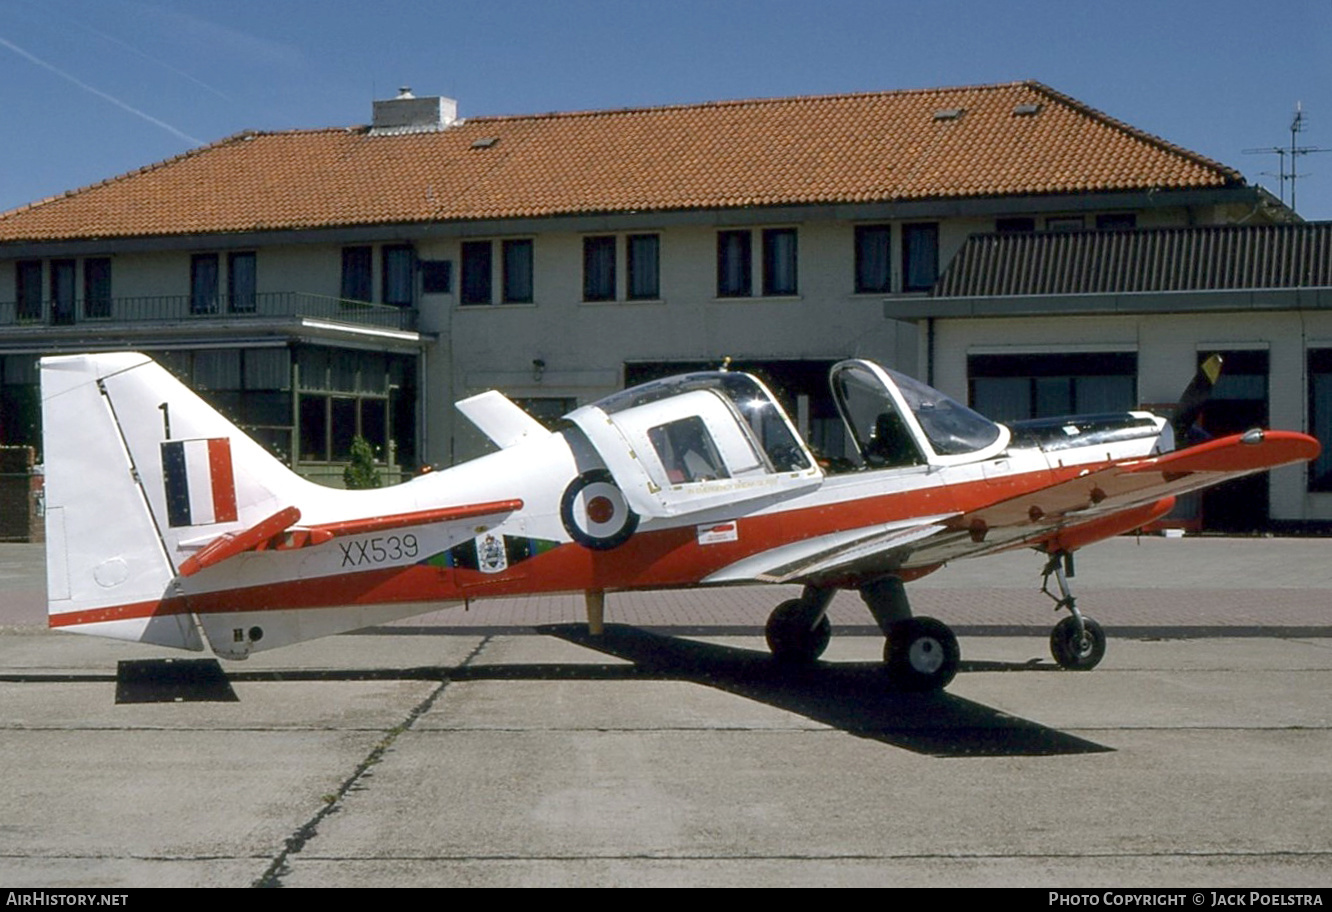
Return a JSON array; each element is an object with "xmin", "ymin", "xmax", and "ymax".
[
  {"xmin": 176, "ymin": 499, "xmax": 525, "ymax": 576},
  {"xmin": 178, "ymin": 506, "xmax": 303, "ymax": 577},
  {"xmin": 306, "ymin": 499, "xmax": 524, "ymax": 537}
]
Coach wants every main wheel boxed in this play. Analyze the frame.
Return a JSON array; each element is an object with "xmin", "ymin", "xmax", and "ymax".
[
  {"xmin": 884, "ymin": 616, "xmax": 959, "ymax": 691},
  {"xmin": 765, "ymin": 599, "xmax": 832, "ymax": 664},
  {"xmin": 1049, "ymin": 615, "xmax": 1106, "ymax": 670}
]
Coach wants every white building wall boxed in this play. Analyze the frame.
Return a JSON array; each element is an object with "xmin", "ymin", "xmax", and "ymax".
[{"xmin": 441, "ymin": 220, "xmax": 920, "ymax": 461}]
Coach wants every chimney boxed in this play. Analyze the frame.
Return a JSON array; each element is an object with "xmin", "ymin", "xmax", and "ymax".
[{"xmin": 371, "ymin": 86, "xmax": 458, "ymax": 134}]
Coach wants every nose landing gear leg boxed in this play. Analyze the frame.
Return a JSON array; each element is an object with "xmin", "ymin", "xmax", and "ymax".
[{"xmin": 1041, "ymin": 551, "xmax": 1106, "ymax": 670}]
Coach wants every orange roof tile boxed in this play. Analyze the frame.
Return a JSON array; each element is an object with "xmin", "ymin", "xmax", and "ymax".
[{"xmin": 0, "ymin": 81, "xmax": 1244, "ymax": 243}]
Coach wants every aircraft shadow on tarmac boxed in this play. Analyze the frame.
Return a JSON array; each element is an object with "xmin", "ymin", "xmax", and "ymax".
[
  {"xmin": 105, "ymin": 624, "xmax": 1110, "ymax": 758},
  {"xmin": 535, "ymin": 624, "xmax": 1111, "ymax": 758}
]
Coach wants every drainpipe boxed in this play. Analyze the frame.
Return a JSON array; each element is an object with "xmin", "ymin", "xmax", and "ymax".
[{"xmin": 926, "ymin": 317, "xmax": 936, "ymax": 387}]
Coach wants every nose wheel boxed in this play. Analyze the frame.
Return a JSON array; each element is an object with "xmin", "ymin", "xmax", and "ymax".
[{"xmin": 1050, "ymin": 615, "xmax": 1105, "ymax": 670}]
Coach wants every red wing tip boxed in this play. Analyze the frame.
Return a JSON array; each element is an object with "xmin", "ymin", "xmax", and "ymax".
[{"xmin": 1133, "ymin": 431, "xmax": 1320, "ymax": 474}]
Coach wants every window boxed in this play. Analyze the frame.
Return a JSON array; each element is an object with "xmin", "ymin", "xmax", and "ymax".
[
  {"xmin": 968, "ymin": 352, "xmax": 1137, "ymax": 423},
  {"xmin": 502, "ymin": 239, "xmax": 533, "ymax": 303},
  {"xmin": 648, "ymin": 416, "xmax": 730, "ymax": 483},
  {"xmin": 627, "ymin": 234, "xmax": 660, "ymax": 300},
  {"xmin": 228, "ymin": 252, "xmax": 256, "ymax": 313},
  {"xmin": 50, "ymin": 259, "xmax": 75, "ymax": 325},
  {"xmin": 190, "ymin": 254, "xmax": 219, "ymax": 315},
  {"xmin": 84, "ymin": 258, "xmax": 111, "ymax": 319},
  {"xmin": 15, "ymin": 260, "xmax": 41, "ymax": 322},
  {"xmin": 298, "ymin": 396, "xmax": 328, "ymax": 464},
  {"xmin": 901, "ymin": 223, "xmax": 938, "ymax": 292},
  {"xmin": 854, "ymin": 225, "xmax": 891, "ymax": 293},
  {"xmin": 996, "ymin": 217, "xmax": 1036, "ymax": 233},
  {"xmin": 1096, "ymin": 213, "xmax": 1137, "ymax": 231},
  {"xmin": 1309, "ymin": 350, "xmax": 1332, "ymax": 491},
  {"xmin": 762, "ymin": 228, "xmax": 798, "ymax": 296},
  {"xmin": 421, "ymin": 260, "xmax": 452, "ymax": 294},
  {"xmin": 0, "ymin": 355, "xmax": 41, "ymax": 453},
  {"xmin": 583, "ymin": 236, "xmax": 616, "ymax": 302},
  {"xmin": 382, "ymin": 245, "xmax": 414, "ymax": 307},
  {"xmin": 716, "ymin": 230, "xmax": 752, "ymax": 297},
  {"xmin": 295, "ymin": 347, "xmax": 416, "ymax": 467},
  {"xmin": 331, "ymin": 397, "xmax": 358, "ymax": 461},
  {"xmin": 1046, "ymin": 216, "xmax": 1085, "ymax": 232},
  {"xmin": 341, "ymin": 247, "xmax": 372, "ymax": 302},
  {"xmin": 460, "ymin": 241, "xmax": 492, "ymax": 305}
]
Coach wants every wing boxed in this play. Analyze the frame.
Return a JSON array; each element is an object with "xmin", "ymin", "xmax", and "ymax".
[{"xmin": 708, "ymin": 430, "xmax": 1319, "ymax": 586}]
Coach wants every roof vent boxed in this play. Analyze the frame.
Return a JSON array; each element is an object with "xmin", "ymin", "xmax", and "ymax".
[
  {"xmin": 1013, "ymin": 102, "xmax": 1043, "ymax": 116},
  {"xmin": 932, "ymin": 108, "xmax": 965, "ymax": 122},
  {"xmin": 471, "ymin": 137, "xmax": 499, "ymax": 149},
  {"xmin": 371, "ymin": 90, "xmax": 458, "ymax": 135}
]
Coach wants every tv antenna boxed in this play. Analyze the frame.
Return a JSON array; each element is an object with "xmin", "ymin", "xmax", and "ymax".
[{"xmin": 1244, "ymin": 102, "xmax": 1331, "ymax": 212}]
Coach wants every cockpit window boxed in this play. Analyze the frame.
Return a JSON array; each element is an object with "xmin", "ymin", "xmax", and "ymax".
[
  {"xmin": 593, "ymin": 372, "xmax": 811, "ymax": 473},
  {"xmin": 648, "ymin": 417, "xmax": 730, "ymax": 483},
  {"xmin": 832, "ymin": 362, "xmax": 1002, "ymax": 464},
  {"xmin": 885, "ymin": 368, "xmax": 1001, "ymax": 455},
  {"xmin": 834, "ymin": 365, "xmax": 925, "ymax": 468}
]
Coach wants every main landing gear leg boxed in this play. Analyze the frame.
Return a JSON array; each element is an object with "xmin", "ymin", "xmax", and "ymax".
[
  {"xmin": 860, "ymin": 576, "xmax": 959, "ymax": 692},
  {"xmin": 585, "ymin": 589, "xmax": 606, "ymax": 636},
  {"xmin": 1041, "ymin": 552, "xmax": 1106, "ymax": 670},
  {"xmin": 765, "ymin": 585, "xmax": 834, "ymax": 663}
]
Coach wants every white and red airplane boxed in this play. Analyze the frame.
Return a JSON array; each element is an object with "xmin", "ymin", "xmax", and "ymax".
[{"xmin": 38, "ymin": 351, "xmax": 1318, "ymax": 691}]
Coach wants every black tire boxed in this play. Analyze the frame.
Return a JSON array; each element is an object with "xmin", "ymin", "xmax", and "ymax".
[
  {"xmin": 883, "ymin": 616, "xmax": 959, "ymax": 691},
  {"xmin": 1050, "ymin": 616, "xmax": 1106, "ymax": 670},
  {"xmin": 765, "ymin": 598, "xmax": 832, "ymax": 664}
]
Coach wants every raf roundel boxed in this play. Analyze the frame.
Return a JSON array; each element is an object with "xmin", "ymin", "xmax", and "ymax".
[{"xmin": 560, "ymin": 469, "xmax": 639, "ymax": 550}]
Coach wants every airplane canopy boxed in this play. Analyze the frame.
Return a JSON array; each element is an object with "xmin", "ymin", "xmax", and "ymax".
[
  {"xmin": 569, "ymin": 371, "xmax": 822, "ymax": 520},
  {"xmin": 830, "ymin": 360, "xmax": 1010, "ymax": 468}
]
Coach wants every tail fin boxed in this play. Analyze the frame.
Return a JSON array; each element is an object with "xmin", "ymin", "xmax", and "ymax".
[
  {"xmin": 40, "ymin": 352, "xmax": 302, "ymax": 649},
  {"xmin": 1173, "ymin": 353, "xmax": 1223, "ymax": 443}
]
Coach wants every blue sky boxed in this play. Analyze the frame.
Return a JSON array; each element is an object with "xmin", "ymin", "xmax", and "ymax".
[{"xmin": 3, "ymin": 0, "xmax": 1331, "ymax": 219}]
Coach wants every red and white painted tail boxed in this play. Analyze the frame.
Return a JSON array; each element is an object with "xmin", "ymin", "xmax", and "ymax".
[{"xmin": 40, "ymin": 352, "xmax": 310, "ymax": 652}]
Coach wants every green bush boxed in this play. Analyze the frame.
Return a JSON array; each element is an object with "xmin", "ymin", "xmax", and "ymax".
[{"xmin": 343, "ymin": 435, "xmax": 382, "ymax": 489}]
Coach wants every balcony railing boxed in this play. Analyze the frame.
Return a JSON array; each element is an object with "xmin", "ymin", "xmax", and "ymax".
[{"xmin": 0, "ymin": 292, "xmax": 418, "ymax": 331}]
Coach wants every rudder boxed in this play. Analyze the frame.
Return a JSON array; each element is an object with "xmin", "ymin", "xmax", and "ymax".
[{"xmin": 41, "ymin": 353, "xmax": 200, "ymax": 649}]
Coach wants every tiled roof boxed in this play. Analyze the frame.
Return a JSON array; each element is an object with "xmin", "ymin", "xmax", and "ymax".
[
  {"xmin": 934, "ymin": 223, "xmax": 1332, "ymax": 297},
  {"xmin": 0, "ymin": 81, "xmax": 1245, "ymax": 243}
]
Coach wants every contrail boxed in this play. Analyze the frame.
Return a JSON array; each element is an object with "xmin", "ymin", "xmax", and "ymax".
[
  {"xmin": 67, "ymin": 19, "xmax": 233, "ymax": 104},
  {"xmin": 0, "ymin": 33, "xmax": 203, "ymax": 146}
]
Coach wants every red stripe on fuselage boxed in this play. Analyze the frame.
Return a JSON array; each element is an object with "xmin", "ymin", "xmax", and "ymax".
[
  {"xmin": 55, "ymin": 460, "xmax": 1112, "ymax": 624},
  {"xmin": 177, "ymin": 462, "xmax": 1080, "ymax": 615}
]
